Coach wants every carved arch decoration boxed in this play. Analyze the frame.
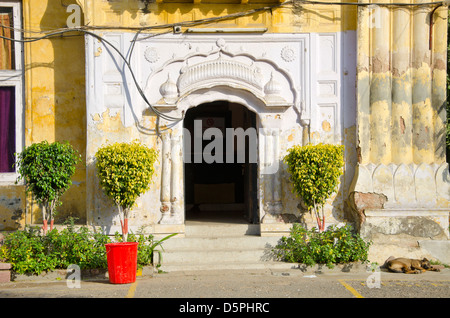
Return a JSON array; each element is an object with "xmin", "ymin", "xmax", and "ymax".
[{"xmin": 143, "ymin": 38, "xmax": 303, "ymax": 114}]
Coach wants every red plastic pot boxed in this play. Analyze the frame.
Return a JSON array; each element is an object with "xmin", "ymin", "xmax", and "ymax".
[{"xmin": 105, "ymin": 242, "xmax": 139, "ymax": 284}]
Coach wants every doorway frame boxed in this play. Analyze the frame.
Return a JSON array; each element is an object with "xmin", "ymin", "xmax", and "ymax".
[
  {"xmin": 182, "ymin": 100, "xmax": 259, "ymax": 224},
  {"xmin": 144, "ymin": 34, "xmax": 306, "ymax": 235},
  {"xmin": 157, "ymin": 85, "xmax": 289, "ymax": 232}
]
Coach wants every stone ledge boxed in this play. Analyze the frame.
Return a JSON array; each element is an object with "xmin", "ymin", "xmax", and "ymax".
[
  {"xmin": 0, "ymin": 263, "xmax": 11, "ymax": 270},
  {"xmin": 418, "ymin": 240, "xmax": 450, "ymax": 264},
  {"xmin": 364, "ymin": 208, "xmax": 450, "ymax": 217},
  {"xmin": 260, "ymin": 223, "xmax": 293, "ymax": 237},
  {"xmin": 0, "ymin": 263, "xmax": 12, "ymax": 283},
  {"xmin": 361, "ymin": 208, "xmax": 450, "ymax": 240}
]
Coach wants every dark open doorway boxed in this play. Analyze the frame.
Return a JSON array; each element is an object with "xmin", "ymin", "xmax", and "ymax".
[{"xmin": 184, "ymin": 101, "xmax": 258, "ymax": 224}]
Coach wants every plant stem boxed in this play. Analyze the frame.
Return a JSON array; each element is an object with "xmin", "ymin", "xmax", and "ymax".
[
  {"xmin": 117, "ymin": 205, "xmax": 129, "ymax": 241},
  {"xmin": 313, "ymin": 200, "xmax": 324, "ymax": 232},
  {"xmin": 48, "ymin": 200, "xmax": 56, "ymax": 231},
  {"xmin": 321, "ymin": 204, "xmax": 325, "ymax": 232},
  {"xmin": 42, "ymin": 203, "xmax": 48, "ymax": 234}
]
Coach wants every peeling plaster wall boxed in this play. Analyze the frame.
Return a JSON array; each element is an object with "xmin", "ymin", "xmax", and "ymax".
[
  {"xmin": 355, "ymin": 3, "xmax": 448, "ymax": 166},
  {"xmin": 351, "ymin": 1, "xmax": 450, "ymax": 249},
  {"xmin": 0, "ymin": 1, "xmax": 87, "ymax": 229},
  {"xmin": 0, "ymin": 186, "xmax": 26, "ymax": 231},
  {"xmin": 79, "ymin": 0, "xmax": 358, "ymax": 34},
  {"xmin": 82, "ymin": 1, "xmax": 359, "ymax": 235},
  {"xmin": 1, "ymin": 0, "xmax": 446, "ymax": 251},
  {"xmin": 86, "ymin": 109, "xmax": 161, "ymax": 233}
]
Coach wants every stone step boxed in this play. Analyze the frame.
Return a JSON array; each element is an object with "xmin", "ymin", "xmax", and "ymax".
[
  {"xmin": 161, "ymin": 235, "xmax": 281, "ymax": 250},
  {"xmin": 158, "ymin": 261, "xmax": 296, "ymax": 272},
  {"xmin": 155, "ymin": 222, "xmax": 287, "ymax": 272},
  {"xmin": 160, "ymin": 249, "xmax": 274, "ymax": 264},
  {"xmin": 184, "ymin": 223, "xmax": 261, "ymax": 237}
]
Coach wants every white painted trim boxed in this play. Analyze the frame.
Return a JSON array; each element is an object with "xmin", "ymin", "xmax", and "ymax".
[{"xmin": 0, "ymin": 0, "xmax": 23, "ymax": 184}]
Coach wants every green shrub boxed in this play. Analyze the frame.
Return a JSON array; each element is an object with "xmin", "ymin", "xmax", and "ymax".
[
  {"xmin": 0, "ymin": 223, "xmax": 111, "ymax": 275},
  {"xmin": 0, "ymin": 220, "xmax": 174, "ymax": 275},
  {"xmin": 284, "ymin": 143, "xmax": 344, "ymax": 231},
  {"xmin": 95, "ymin": 141, "xmax": 158, "ymax": 241},
  {"xmin": 1, "ymin": 227, "xmax": 57, "ymax": 275},
  {"xmin": 273, "ymin": 224, "xmax": 371, "ymax": 268},
  {"xmin": 15, "ymin": 141, "xmax": 81, "ymax": 233},
  {"xmin": 45, "ymin": 220, "xmax": 110, "ymax": 270}
]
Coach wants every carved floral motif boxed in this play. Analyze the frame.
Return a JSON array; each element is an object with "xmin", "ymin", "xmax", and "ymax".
[
  {"xmin": 144, "ymin": 47, "xmax": 159, "ymax": 63},
  {"xmin": 281, "ymin": 46, "xmax": 296, "ymax": 62}
]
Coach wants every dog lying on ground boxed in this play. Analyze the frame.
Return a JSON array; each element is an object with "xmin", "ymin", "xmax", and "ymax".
[{"xmin": 385, "ymin": 257, "xmax": 440, "ymax": 274}]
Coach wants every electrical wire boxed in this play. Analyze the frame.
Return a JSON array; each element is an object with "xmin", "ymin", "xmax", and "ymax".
[
  {"xmin": 296, "ymin": 0, "xmax": 447, "ymax": 6},
  {"xmin": 0, "ymin": 1, "xmax": 300, "ymax": 131},
  {"xmin": 0, "ymin": 27, "xmax": 183, "ymax": 126},
  {"xmin": 0, "ymin": 0, "xmax": 448, "ymax": 132},
  {"xmin": 81, "ymin": 29, "xmax": 182, "ymax": 123}
]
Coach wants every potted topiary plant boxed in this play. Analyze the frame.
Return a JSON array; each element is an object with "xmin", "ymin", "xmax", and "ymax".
[
  {"xmin": 15, "ymin": 141, "xmax": 81, "ymax": 234},
  {"xmin": 95, "ymin": 141, "xmax": 158, "ymax": 284},
  {"xmin": 284, "ymin": 143, "xmax": 344, "ymax": 232}
]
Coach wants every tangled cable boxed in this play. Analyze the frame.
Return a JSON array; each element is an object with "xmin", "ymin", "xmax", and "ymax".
[{"xmin": 0, "ymin": 0, "xmax": 447, "ymax": 133}]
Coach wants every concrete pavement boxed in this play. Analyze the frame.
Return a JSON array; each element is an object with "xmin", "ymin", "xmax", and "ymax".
[{"xmin": 1, "ymin": 265, "xmax": 449, "ymax": 301}]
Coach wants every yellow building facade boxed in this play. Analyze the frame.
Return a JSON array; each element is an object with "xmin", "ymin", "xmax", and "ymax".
[
  {"xmin": 0, "ymin": 1, "xmax": 86, "ymax": 229},
  {"xmin": 0, "ymin": 0, "xmax": 448, "ymax": 263}
]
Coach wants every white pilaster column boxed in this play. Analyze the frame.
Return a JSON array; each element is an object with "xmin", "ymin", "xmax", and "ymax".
[
  {"xmin": 169, "ymin": 135, "xmax": 183, "ymax": 223},
  {"xmin": 272, "ymin": 129, "xmax": 283, "ymax": 214},
  {"xmin": 159, "ymin": 132, "xmax": 172, "ymax": 223},
  {"xmin": 261, "ymin": 128, "xmax": 284, "ymax": 223},
  {"xmin": 263, "ymin": 129, "xmax": 274, "ymax": 216}
]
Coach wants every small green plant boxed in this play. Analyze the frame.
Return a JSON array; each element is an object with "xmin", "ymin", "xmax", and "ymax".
[
  {"xmin": 430, "ymin": 259, "xmax": 450, "ymax": 269},
  {"xmin": 0, "ymin": 223, "xmax": 111, "ymax": 275},
  {"xmin": 95, "ymin": 141, "xmax": 158, "ymax": 241},
  {"xmin": 115, "ymin": 230, "xmax": 177, "ymax": 270},
  {"xmin": 0, "ymin": 222, "xmax": 175, "ymax": 275},
  {"xmin": 273, "ymin": 224, "xmax": 371, "ymax": 268},
  {"xmin": 46, "ymin": 217, "xmax": 111, "ymax": 270},
  {"xmin": 284, "ymin": 143, "xmax": 344, "ymax": 231},
  {"xmin": 15, "ymin": 141, "xmax": 81, "ymax": 233}
]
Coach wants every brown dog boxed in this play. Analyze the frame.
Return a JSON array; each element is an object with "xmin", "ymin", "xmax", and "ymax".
[{"xmin": 386, "ymin": 257, "xmax": 440, "ymax": 274}]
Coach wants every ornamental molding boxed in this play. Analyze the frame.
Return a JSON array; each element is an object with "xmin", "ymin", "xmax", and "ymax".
[
  {"xmin": 351, "ymin": 162, "xmax": 450, "ymax": 209},
  {"xmin": 177, "ymin": 52, "xmax": 264, "ymax": 96},
  {"xmin": 144, "ymin": 38, "xmax": 300, "ymax": 111}
]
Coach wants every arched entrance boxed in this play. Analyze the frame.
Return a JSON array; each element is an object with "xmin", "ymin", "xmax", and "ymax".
[
  {"xmin": 183, "ymin": 101, "xmax": 258, "ymax": 224},
  {"xmin": 144, "ymin": 36, "xmax": 303, "ymax": 231}
]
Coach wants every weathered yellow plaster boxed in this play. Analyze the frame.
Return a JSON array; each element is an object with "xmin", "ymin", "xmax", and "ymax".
[
  {"xmin": 0, "ymin": 0, "xmax": 446, "ymax": 236},
  {"xmin": 391, "ymin": 100, "xmax": 413, "ymax": 164},
  {"xmin": 355, "ymin": 3, "xmax": 447, "ymax": 168},
  {"xmin": 79, "ymin": 0, "xmax": 357, "ymax": 33},
  {"xmin": 0, "ymin": 1, "xmax": 87, "ymax": 228},
  {"xmin": 0, "ymin": 186, "xmax": 26, "ymax": 230},
  {"xmin": 351, "ymin": 3, "xmax": 449, "ymax": 245},
  {"xmin": 94, "ymin": 110, "xmax": 126, "ymax": 133},
  {"xmin": 370, "ymin": 99, "xmax": 391, "ymax": 165}
]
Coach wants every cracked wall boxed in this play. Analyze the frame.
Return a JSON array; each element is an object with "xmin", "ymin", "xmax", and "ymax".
[
  {"xmin": 1, "ymin": 0, "xmax": 447, "ymax": 246},
  {"xmin": 350, "ymin": 3, "xmax": 450, "ymax": 246},
  {"xmin": 78, "ymin": 0, "xmax": 362, "ymax": 235}
]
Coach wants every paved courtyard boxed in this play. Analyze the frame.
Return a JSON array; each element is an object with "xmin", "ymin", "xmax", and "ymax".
[{"xmin": 1, "ymin": 267, "xmax": 449, "ymax": 302}]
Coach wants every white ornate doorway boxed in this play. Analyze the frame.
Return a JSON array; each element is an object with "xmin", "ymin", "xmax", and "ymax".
[
  {"xmin": 86, "ymin": 32, "xmax": 351, "ymax": 236},
  {"xmin": 183, "ymin": 101, "xmax": 259, "ymax": 224},
  {"xmin": 150, "ymin": 34, "xmax": 306, "ymax": 231}
]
